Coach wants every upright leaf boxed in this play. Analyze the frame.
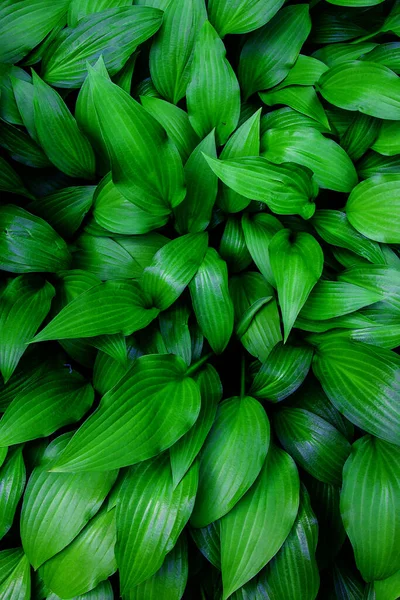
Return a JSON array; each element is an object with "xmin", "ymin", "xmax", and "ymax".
[
  {"xmin": 0, "ymin": 448, "xmax": 25, "ymax": 540},
  {"xmin": 242, "ymin": 213, "xmax": 283, "ymax": 286},
  {"xmin": 0, "ymin": 550, "xmax": 30, "ymax": 600}
]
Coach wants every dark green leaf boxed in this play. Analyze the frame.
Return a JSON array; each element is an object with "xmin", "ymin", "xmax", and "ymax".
[
  {"xmin": 0, "ymin": 119, "xmax": 51, "ymax": 168},
  {"xmin": 0, "ymin": 447, "xmax": 25, "ymax": 540},
  {"xmin": 219, "ymin": 216, "xmax": 252, "ymax": 273},
  {"xmin": 0, "ymin": 156, "xmax": 32, "ymax": 199},
  {"xmin": 241, "ymin": 213, "xmax": 283, "ymax": 286}
]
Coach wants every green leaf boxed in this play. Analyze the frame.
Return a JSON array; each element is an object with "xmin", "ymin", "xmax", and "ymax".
[
  {"xmin": 0, "ymin": 275, "xmax": 55, "ymax": 383},
  {"xmin": 361, "ymin": 42, "xmax": 400, "ymax": 75},
  {"xmin": 209, "ymin": 0, "xmax": 284, "ymax": 36},
  {"xmin": 341, "ymin": 436, "xmax": 400, "ymax": 581},
  {"xmin": 374, "ymin": 570, "xmax": 400, "ymax": 600},
  {"xmin": 93, "ymin": 336, "xmax": 142, "ymax": 395},
  {"xmin": 0, "ymin": 64, "xmax": 31, "ymax": 126},
  {"xmin": 340, "ymin": 113, "xmax": 382, "ymax": 162},
  {"xmin": 312, "ymin": 42, "xmax": 378, "ymax": 67},
  {"xmin": 87, "ymin": 67, "xmax": 185, "ymax": 212},
  {"xmin": 317, "ymin": 61, "xmax": 400, "ymax": 121},
  {"xmin": 189, "ymin": 248, "xmax": 234, "ymax": 354},
  {"xmin": 51, "ymin": 354, "xmax": 201, "ymax": 472},
  {"xmin": 190, "ymin": 521, "xmax": 220, "ymax": 569},
  {"xmin": 0, "ymin": 350, "xmax": 50, "ymax": 413},
  {"xmin": 0, "ymin": 0, "xmax": 70, "ymax": 63},
  {"xmin": 358, "ymin": 151, "xmax": 400, "ymax": 179},
  {"xmin": 262, "ymin": 127, "xmax": 358, "ymax": 193},
  {"xmin": 21, "ymin": 433, "xmax": 117, "ymax": 568},
  {"xmin": 337, "ymin": 265, "xmax": 400, "ymax": 312},
  {"xmin": 149, "ymin": 0, "xmax": 206, "ymax": 104},
  {"xmin": 312, "ymin": 337, "xmax": 400, "ymax": 445},
  {"xmin": 40, "ymin": 507, "xmax": 117, "ymax": 598},
  {"xmin": 261, "ymin": 106, "xmax": 331, "ymax": 134},
  {"xmin": 10, "ymin": 75, "xmax": 37, "ymax": 140},
  {"xmin": 238, "ymin": 5, "xmax": 311, "ymax": 100},
  {"xmin": 32, "ymin": 72, "xmax": 95, "ymax": 179},
  {"xmin": 47, "ymin": 580, "xmax": 114, "ymax": 600},
  {"xmin": 0, "ymin": 550, "xmax": 30, "ymax": 600},
  {"xmin": 274, "ymin": 54, "xmax": 329, "ymax": 89},
  {"xmin": 0, "ymin": 156, "xmax": 32, "ymax": 199},
  {"xmin": 116, "ymin": 454, "xmax": 197, "ymax": 591},
  {"xmin": 0, "ymin": 447, "xmax": 25, "ymax": 540},
  {"xmin": 260, "ymin": 85, "xmax": 330, "ymax": 130},
  {"xmin": 241, "ymin": 213, "xmax": 283, "ymax": 286},
  {"xmin": 326, "ymin": 0, "xmax": 385, "ymax": 6},
  {"xmin": 170, "ymin": 364, "xmax": 222, "ymax": 487},
  {"xmin": 141, "ymin": 232, "xmax": 208, "ymax": 311},
  {"xmin": 186, "ymin": 20, "xmax": 240, "ymax": 145},
  {"xmin": 220, "ymin": 444, "xmax": 300, "ymax": 598},
  {"xmin": 251, "ymin": 343, "xmax": 313, "ymax": 402},
  {"xmin": 0, "ymin": 119, "xmax": 51, "ymax": 168},
  {"xmin": 42, "ymin": 7, "xmax": 163, "ymax": 88},
  {"xmin": 219, "ymin": 216, "xmax": 252, "ymax": 273},
  {"xmin": 158, "ymin": 301, "xmax": 192, "ymax": 366},
  {"xmin": 0, "ymin": 366, "xmax": 94, "ymax": 446},
  {"xmin": 191, "ymin": 395, "xmax": 270, "ymax": 528},
  {"xmin": 67, "ymin": 0, "xmax": 133, "ymax": 27},
  {"xmin": 372, "ymin": 121, "xmax": 400, "ymax": 156},
  {"xmin": 174, "ymin": 130, "xmax": 218, "ymax": 233},
  {"xmin": 204, "ymin": 156, "xmax": 318, "ymax": 219},
  {"xmin": 274, "ymin": 408, "xmax": 351, "ymax": 485},
  {"xmin": 345, "ymin": 175, "xmax": 400, "ymax": 243},
  {"xmin": 270, "ymin": 229, "xmax": 324, "ymax": 341}
]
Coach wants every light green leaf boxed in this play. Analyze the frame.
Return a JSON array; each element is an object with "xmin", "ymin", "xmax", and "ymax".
[
  {"xmin": 191, "ymin": 395, "xmax": 270, "ymax": 528},
  {"xmin": 372, "ymin": 121, "xmax": 400, "ymax": 156},
  {"xmin": 241, "ymin": 213, "xmax": 283, "ymax": 286},
  {"xmin": 0, "ymin": 119, "xmax": 50, "ymax": 168},
  {"xmin": 312, "ymin": 41, "xmax": 378, "ymax": 67},
  {"xmin": 0, "ymin": 350, "xmax": 51, "ymax": 413},
  {"xmin": 0, "ymin": 447, "xmax": 25, "ymax": 540},
  {"xmin": 220, "ymin": 444, "xmax": 300, "ymax": 599},
  {"xmin": 341, "ymin": 436, "xmax": 400, "ymax": 581},
  {"xmin": 68, "ymin": 0, "xmax": 132, "ymax": 27},
  {"xmin": 361, "ymin": 42, "xmax": 400, "ymax": 75},
  {"xmin": 270, "ymin": 229, "xmax": 324, "ymax": 341},
  {"xmin": 374, "ymin": 569, "xmax": 400, "ymax": 600},
  {"xmin": 261, "ymin": 106, "xmax": 331, "ymax": 134},
  {"xmin": 219, "ymin": 216, "xmax": 252, "ymax": 273},
  {"xmin": 158, "ymin": 301, "xmax": 192, "ymax": 366},
  {"xmin": 340, "ymin": 113, "xmax": 382, "ymax": 162},
  {"xmin": 0, "ymin": 157, "xmax": 32, "ymax": 199},
  {"xmin": 260, "ymin": 86, "xmax": 329, "ymax": 129},
  {"xmin": 0, "ymin": 550, "xmax": 30, "ymax": 600},
  {"xmin": 46, "ymin": 580, "xmax": 114, "ymax": 600},
  {"xmin": 337, "ymin": 265, "xmax": 400, "ymax": 312},
  {"xmin": 208, "ymin": 0, "xmax": 284, "ymax": 36},
  {"xmin": 273, "ymin": 54, "xmax": 329, "ymax": 89},
  {"xmin": 93, "ymin": 336, "xmax": 142, "ymax": 396}
]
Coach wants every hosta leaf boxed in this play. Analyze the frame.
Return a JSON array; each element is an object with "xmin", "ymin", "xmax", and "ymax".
[
  {"xmin": 340, "ymin": 114, "xmax": 381, "ymax": 162},
  {"xmin": 220, "ymin": 444, "xmax": 300, "ymax": 598},
  {"xmin": 141, "ymin": 232, "xmax": 208, "ymax": 310},
  {"xmin": 238, "ymin": 5, "xmax": 312, "ymax": 100},
  {"xmin": 317, "ymin": 61, "xmax": 400, "ymax": 120},
  {"xmin": 0, "ymin": 205, "xmax": 70, "ymax": 273},
  {"xmin": 0, "ymin": 447, "xmax": 25, "ymax": 540},
  {"xmin": 358, "ymin": 151, "xmax": 400, "ymax": 178},
  {"xmin": 32, "ymin": 72, "xmax": 95, "ymax": 179},
  {"xmin": 93, "ymin": 336, "xmax": 142, "ymax": 396},
  {"xmin": 260, "ymin": 86, "xmax": 329, "ymax": 129},
  {"xmin": 361, "ymin": 42, "xmax": 400, "ymax": 74},
  {"xmin": 345, "ymin": 175, "xmax": 400, "ymax": 243},
  {"xmin": 0, "ymin": 549, "xmax": 24, "ymax": 586},
  {"xmin": 0, "ymin": 366, "xmax": 94, "ymax": 446},
  {"xmin": 113, "ymin": 50, "xmax": 138, "ymax": 93},
  {"xmin": 187, "ymin": 20, "xmax": 240, "ymax": 145},
  {"xmin": 241, "ymin": 213, "xmax": 283, "ymax": 286},
  {"xmin": 373, "ymin": 570, "xmax": 400, "ymax": 600},
  {"xmin": 190, "ymin": 521, "xmax": 220, "ymax": 569},
  {"xmin": 0, "ymin": 275, "xmax": 54, "ymax": 383},
  {"xmin": 189, "ymin": 248, "xmax": 234, "ymax": 354},
  {"xmin": 191, "ymin": 395, "xmax": 270, "ymax": 528},
  {"xmin": 312, "ymin": 337, "xmax": 400, "ymax": 445},
  {"xmin": 341, "ymin": 436, "xmax": 400, "ymax": 581},
  {"xmin": 0, "ymin": 550, "xmax": 30, "ymax": 600},
  {"xmin": 251, "ymin": 343, "xmax": 313, "ymax": 402},
  {"xmin": 274, "ymin": 408, "xmax": 351, "ymax": 485},
  {"xmin": 0, "ymin": 350, "xmax": 51, "ymax": 413},
  {"xmin": 67, "ymin": 0, "xmax": 133, "ymax": 27},
  {"xmin": 0, "ymin": 157, "xmax": 32, "ymax": 199},
  {"xmin": 10, "ymin": 77, "xmax": 38, "ymax": 140},
  {"xmin": 42, "ymin": 7, "xmax": 163, "ymax": 88},
  {"xmin": 116, "ymin": 455, "xmax": 198, "ymax": 591},
  {"xmin": 21, "ymin": 433, "xmax": 117, "ymax": 569},
  {"xmin": 204, "ymin": 156, "xmax": 318, "ymax": 219},
  {"xmin": 40, "ymin": 507, "xmax": 117, "ymax": 598},
  {"xmin": 149, "ymin": 0, "xmax": 206, "ymax": 104},
  {"xmin": 261, "ymin": 106, "xmax": 331, "ymax": 134},
  {"xmin": 274, "ymin": 54, "xmax": 329, "ymax": 89},
  {"xmin": 174, "ymin": 130, "xmax": 218, "ymax": 233},
  {"xmin": 269, "ymin": 229, "xmax": 324, "ymax": 341},
  {"xmin": 0, "ymin": 64, "xmax": 31, "ymax": 126},
  {"xmin": 47, "ymin": 580, "xmax": 114, "ymax": 600},
  {"xmin": 52, "ymin": 354, "xmax": 201, "ymax": 472},
  {"xmin": 158, "ymin": 301, "xmax": 192, "ymax": 366},
  {"xmin": 170, "ymin": 364, "xmax": 222, "ymax": 487},
  {"xmin": 208, "ymin": 0, "xmax": 284, "ymax": 36},
  {"xmin": 311, "ymin": 10, "xmax": 368, "ymax": 44},
  {"xmin": 219, "ymin": 217, "xmax": 252, "ymax": 273},
  {"xmin": 372, "ymin": 121, "xmax": 400, "ymax": 156},
  {"xmin": 338, "ymin": 265, "xmax": 400, "ymax": 312},
  {"xmin": 0, "ymin": 120, "xmax": 50, "ymax": 169},
  {"xmin": 312, "ymin": 41, "xmax": 377, "ymax": 67},
  {"xmin": 261, "ymin": 127, "xmax": 358, "ymax": 193}
]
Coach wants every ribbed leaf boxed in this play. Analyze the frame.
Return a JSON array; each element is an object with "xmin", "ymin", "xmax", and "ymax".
[
  {"xmin": 340, "ymin": 113, "xmax": 381, "ymax": 162},
  {"xmin": 0, "ymin": 350, "xmax": 50, "ymax": 413},
  {"xmin": 372, "ymin": 121, "xmax": 400, "ymax": 156},
  {"xmin": 241, "ymin": 213, "xmax": 283, "ymax": 286},
  {"xmin": 67, "ymin": 0, "xmax": 132, "ymax": 26},
  {"xmin": 209, "ymin": 0, "xmax": 284, "ymax": 36},
  {"xmin": 190, "ymin": 521, "xmax": 220, "ymax": 569},
  {"xmin": 0, "ymin": 64, "xmax": 31, "ymax": 126},
  {"xmin": 191, "ymin": 395, "xmax": 270, "ymax": 527},
  {"xmin": 261, "ymin": 106, "xmax": 331, "ymax": 134},
  {"xmin": 0, "ymin": 156, "xmax": 32, "ymax": 199},
  {"xmin": 338, "ymin": 265, "xmax": 400, "ymax": 312},
  {"xmin": 312, "ymin": 42, "xmax": 378, "ymax": 67},
  {"xmin": 0, "ymin": 550, "xmax": 30, "ymax": 600},
  {"xmin": 374, "ymin": 570, "xmax": 400, "ymax": 600},
  {"xmin": 0, "ymin": 448, "xmax": 25, "ymax": 540},
  {"xmin": 361, "ymin": 42, "xmax": 400, "ymax": 74},
  {"xmin": 0, "ymin": 120, "xmax": 50, "ymax": 168},
  {"xmin": 219, "ymin": 217, "xmax": 252, "ymax": 273},
  {"xmin": 47, "ymin": 580, "xmax": 114, "ymax": 600},
  {"xmin": 274, "ymin": 54, "xmax": 329, "ymax": 89},
  {"xmin": 260, "ymin": 87, "xmax": 329, "ymax": 129}
]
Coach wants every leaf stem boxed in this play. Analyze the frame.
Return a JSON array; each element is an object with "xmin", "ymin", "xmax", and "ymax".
[{"xmin": 186, "ymin": 352, "xmax": 213, "ymax": 377}]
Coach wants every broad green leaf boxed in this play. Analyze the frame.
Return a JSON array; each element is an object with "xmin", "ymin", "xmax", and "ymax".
[
  {"xmin": 157, "ymin": 301, "xmax": 191, "ymax": 366},
  {"xmin": 93, "ymin": 173, "xmax": 168, "ymax": 235},
  {"xmin": 340, "ymin": 113, "xmax": 382, "ymax": 162},
  {"xmin": 0, "ymin": 550, "xmax": 30, "ymax": 600},
  {"xmin": 317, "ymin": 61, "xmax": 400, "ymax": 120},
  {"xmin": 141, "ymin": 232, "xmax": 208, "ymax": 310},
  {"xmin": 312, "ymin": 337, "xmax": 400, "ymax": 445},
  {"xmin": 270, "ymin": 229, "xmax": 324, "ymax": 341},
  {"xmin": 261, "ymin": 106, "xmax": 331, "ymax": 134},
  {"xmin": 42, "ymin": 7, "xmax": 163, "ymax": 88},
  {"xmin": 125, "ymin": 534, "xmax": 188, "ymax": 600},
  {"xmin": 260, "ymin": 87, "xmax": 329, "ymax": 129},
  {"xmin": 0, "ymin": 366, "xmax": 94, "ymax": 446},
  {"xmin": 149, "ymin": 0, "xmax": 206, "ymax": 104},
  {"xmin": 189, "ymin": 248, "xmax": 234, "ymax": 354},
  {"xmin": 218, "ymin": 110, "xmax": 261, "ymax": 213},
  {"xmin": 219, "ymin": 217, "xmax": 252, "ymax": 273},
  {"xmin": 251, "ymin": 343, "xmax": 313, "ymax": 402},
  {"xmin": 262, "ymin": 127, "xmax": 358, "ymax": 193},
  {"xmin": 361, "ymin": 42, "xmax": 400, "ymax": 75},
  {"xmin": 358, "ymin": 151, "xmax": 400, "ymax": 179},
  {"xmin": 22, "ymin": 11, "xmax": 67, "ymax": 67},
  {"xmin": 93, "ymin": 336, "xmax": 142, "ymax": 396},
  {"xmin": 346, "ymin": 175, "xmax": 400, "ymax": 243},
  {"xmin": 0, "ymin": 205, "xmax": 70, "ymax": 274},
  {"xmin": 0, "ymin": 350, "xmax": 51, "ymax": 413},
  {"xmin": 0, "ymin": 549, "xmax": 25, "ymax": 586},
  {"xmin": 204, "ymin": 156, "xmax": 318, "ymax": 219},
  {"xmin": 40, "ymin": 507, "xmax": 117, "ymax": 598},
  {"xmin": 47, "ymin": 580, "xmax": 114, "ymax": 600},
  {"xmin": 135, "ymin": 76, "xmax": 161, "ymax": 98},
  {"xmin": 337, "ymin": 265, "xmax": 400, "ymax": 312},
  {"xmin": 32, "ymin": 280, "xmax": 159, "ymax": 341},
  {"xmin": 187, "ymin": 21, "xmax": 240, "ymax": 145},
  {"xmin": 274, "ymin": 408, "xmax": 351, "ymax": 485},
  {"xmin": 174, "ymin": 130, "xmax": 218, "ymax": 233},
  {"xmin": 341, "ymin": 436, "xmax": 400, "ymax": 581},
  {"xmin": 88, "ymin": 333, "xmax": 127, "ymax": 365},
  {"xmin": 0, "ymin": 275, "xmax": 54, "ymax": 383},
  {"xmin": 220, "ymin": 444, "xmax": 300, "ymax": 598},
  {"xmin": 261, "ymin": 486, "xmax": 319, "ymax": 600},
  {"xmin": 0, "ymin": 156, "xmax": 32, "ymax": 199},
  {"xmin": 241, "ymin": 213, "xmax": 283, "ymax": 286},
  {"xmin": 374, "ymin": 570, "xmax": 400, "ymax": 600},
  {"xmin": 0, "ymin": 447, "xmax": 25, "ymax": 540},
  {"xmin": 191, "ymin": 395, "xmax": 270, "ymax": 527},
  {"xmin": 32, "ymin": 72, "xmax": 95, "ymax": 179},
  {"xmin": 0, "ymin": 120, "xmax": 50, "ymax": 168},
  {"xmin": 311, "ymin": 10, "xmax": 368, "ymax": 44},
  {"xmin": 238, "ymin": 5, "xmax": 311, "ymax": 100},
  {"xmin": 68, "ymin": 0, "xmax": 133, "ymax": 27},
  {"xmin": 0, "ymin": 64, "xmax": 31, "ymax": 126},
  {"xmin": 51, "ymin": 354, "xmax": 201, "ymax": 472},
  {"xmin": 87, "ymin": 67, "xmax": 185, "ymax": 213},
  {"xmin": 21, "ymin": 433, "xmax": 117, "ymax": 568},
  {"xmin": 190, "ymin": 521, "xmax": 220, "ymax": 569},
  {"xmin": 312, "ymin": 41, "xmax": 378, "ymax": 67},
  {"xmin": 208, "ymin": 0, "xmax": 284, "ymax": 36},
  {"xmin": 372, "ymin": 121, "xmax": 400, "ymax": 156},
  {"xmin": 274, "ymin": 54, "xmax": 329, "ymax": 89},
  {"xmin": 229, "ymin": 272, "xmax": 282, "ymax": 362},
  {"xmin": 170, "ymin": 364, "xmax": 222, "ymax": 487},
  {"xmin": 0, "ymin": 0, "xmax": 70, "ymax": 63},
  {"xmin": 116, "ymin": 454, "xmax": 198, "ymax": 591}
]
